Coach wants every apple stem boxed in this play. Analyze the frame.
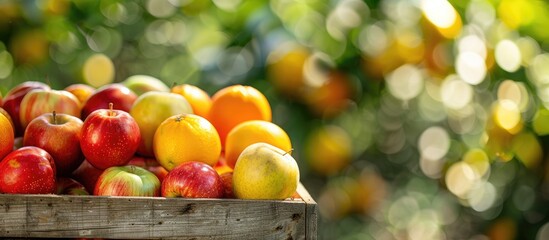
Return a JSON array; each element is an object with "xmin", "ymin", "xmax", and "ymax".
[
  {"xmin": 282, "ymin": 148, "xmax": 294, "ymax": 156},
  {"xmin": 52, "ymin": 111, "xmax": 57, "ymax": 124},
  {"xmin": 109, "ymin": 102, "xmax": 114, "ymax": 116}
]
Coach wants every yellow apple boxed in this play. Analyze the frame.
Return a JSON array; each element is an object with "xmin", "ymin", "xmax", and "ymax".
[{"xmin": 233, "ymin": 142, "xmax": 299, "ymax": 200}]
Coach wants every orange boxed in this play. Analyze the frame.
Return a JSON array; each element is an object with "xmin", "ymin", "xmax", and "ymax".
[
  {"xmin": 153, "ymin": 114, "xmax": 221, "ymax": 170},
  {"xmin": 225, "ymin": 120, "xmax": 292, "ymax": 169},
  {"xmin": 171, "ymin": 84, "xmax": 212, "ymax": 119},
  {"xmin": 305, "ymin": 125, "xmax": 352, "ymax": 176},
  {"xmin": 0, "ymin": 107, "xmax": 14, "ymax": 130},
  {"xmin": 0, "ymin": 113, "xmax": 14, "ymax": 160},
  {"xmin": 208, "ymin": 85, "xmax": 272, "ymax": 147}
]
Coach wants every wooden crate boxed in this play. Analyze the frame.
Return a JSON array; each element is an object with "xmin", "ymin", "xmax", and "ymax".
[{"xmin": 0, "ymin": 183, "xmax": 317, "ymax": 239}]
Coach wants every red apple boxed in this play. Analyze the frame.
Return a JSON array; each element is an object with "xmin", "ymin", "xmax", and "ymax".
[
  {"xmin": 19, "ymin": 89, "xmax": 81, "ymax": 130},
  {"xmin": 23, "ymin": 112, "xmax": 84, "ymax": 176},
  {"xmin": 0, "ymin": 146, "xmax": 56, "ymax": 194},
  {"xmin": 80, "ymin": 104, "xmax": 141, "ymax": 169},
  {"xmin": 65, "ymin": 84, "xmax": 95, "ymax": 106},
  {"xmin": 81, "ymin": 84, "xmax": 137, "ymax": 120},
  {"xmin": 94, "ymin": 165, "xmax": 160, "ymax": 197},
  {"xmin": 219, "ymin": 171, "xmax": 234, "ymax": 198},
  {"xmin": 127, "ymin": 156, "xmax": 168, "ymax": 182},
  {"xmin": 2, "ymin": 81, "xmax": 50, "ymax": 136},
  {"xmin": 161, "ymin": 161, "xmax": 224, "ymax": 198},
  {"xmin": 71, "ymin": 159, "xmax": 104, "ymax": 193},
  {"xmin": 56, "ymin": 177, "xmax": 89, "ymax": 195}
]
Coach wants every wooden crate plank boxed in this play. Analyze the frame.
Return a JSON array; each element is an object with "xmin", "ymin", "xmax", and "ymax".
[
  {"xmin": 0, "ymin": 194, "xmax": 309, "ymax": 239},
  {"xmin": 297, "ymin": 183, "xmax": 317, "ymax": 240}
]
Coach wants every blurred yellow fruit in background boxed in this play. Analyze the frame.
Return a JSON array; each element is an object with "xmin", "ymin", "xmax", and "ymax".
[
  {"xmin": 305, "ymin": 125, "xmax": 352, "ymax": 176},
  {"xmin": 304, "ymin": 71, "xmax": 353, "ymax": 118},
  {"xmin": 267, "ymin": 45, "xmax": 310, "ymax": 98},
  {"xmin": 10, "ymin": 30, "xmax": 49, "ymax": 65},
  {"xmin": 317, "ymin": 181, "xmax": 353, "ymax": 220},
  {"xmin": 347, "ymin": 169, "xmax": 387, "ymax": 215}
]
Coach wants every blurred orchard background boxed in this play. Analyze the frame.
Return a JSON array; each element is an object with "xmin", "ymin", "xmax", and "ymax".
[{"xmin": 2, "ymin": 0, "xmax": 549, "ymax": 239}]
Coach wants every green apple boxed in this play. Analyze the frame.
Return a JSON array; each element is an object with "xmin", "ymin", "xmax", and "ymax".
[
  {"xmin": 122, "ymin": 75, "xmax": 170, "ymax": 96},
  {"xmin": 130, "ymin": 92, "xmax": 193, "ymax": 157}
]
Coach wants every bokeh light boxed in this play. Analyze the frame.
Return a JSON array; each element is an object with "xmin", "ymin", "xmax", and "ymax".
[
  {"xmin": 82, "ymin": 53, "xmax": 115, "ymax": 87},
  {"xmin": 421, "ymin": 0, "xmax": 457, "ymax": 29},
  {"xmin": 495, "ymin": 39, "xmax": 521, "ymax": 72},
  {"xmin": 418, "ymin": 126, "xmax": 450, "ymax": 161},
  {"xmin": 456, "ymin": 51, "xmax": 487, "ymax": 85},
  {"xmin": 385, "ymin": 64, "xmax": 424, "ymax": 102},
  {"xmin": 441, "ymin": 75, "xmax": 473, "ymax": 110}
]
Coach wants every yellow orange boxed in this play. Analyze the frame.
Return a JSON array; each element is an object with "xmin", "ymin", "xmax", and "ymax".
[
  {"xmin": 171, "ymin": 84, "xmax": 212, "ymax": 119},
  {"xmin": 0, "ymin": 113, "xmax": 14, "ymax": 160},
  {"xmin": 305, "ymin": 125, "xmax": 352, "ymax": 176},
  {"xmin": 208, "ymin": 85, "xmax": 272, "ymax": 147},
  {"xmin": 225, "ymin": 120, "xmax": 292, "ymax": 169},
  {"xmin": 153, "ymin": 114, "xmax": 221, "ymax": 170},
  {"xmin": 0, "ymin": 107, "xmax": 14, "ymax": 130}
]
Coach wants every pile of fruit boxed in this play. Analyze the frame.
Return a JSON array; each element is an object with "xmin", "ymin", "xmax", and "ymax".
[{"xmin": 0, "ymin": 76, "xmax": 300, "ymax": 200}]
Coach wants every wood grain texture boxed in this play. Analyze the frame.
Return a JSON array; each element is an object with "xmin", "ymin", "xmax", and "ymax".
[
  {"xmin": 297, "ymin": 183, "xmax": 318, "ymax": 240},
  {"xmin": 0, "ymin": 183, "xmax": 316, "ymax": 239}
]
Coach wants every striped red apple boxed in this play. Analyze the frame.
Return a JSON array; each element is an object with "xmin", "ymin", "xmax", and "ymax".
[
  {"xmin": 19, "ymin": 89, "xmax": 81, "ymax": 130},
  {"xmin": 2, "ymin": 81, "xmax": 50, "ymax": 136},
  {"xmin": 94, "ymin": 165, "xmax": 160, "ymax": 197}
]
